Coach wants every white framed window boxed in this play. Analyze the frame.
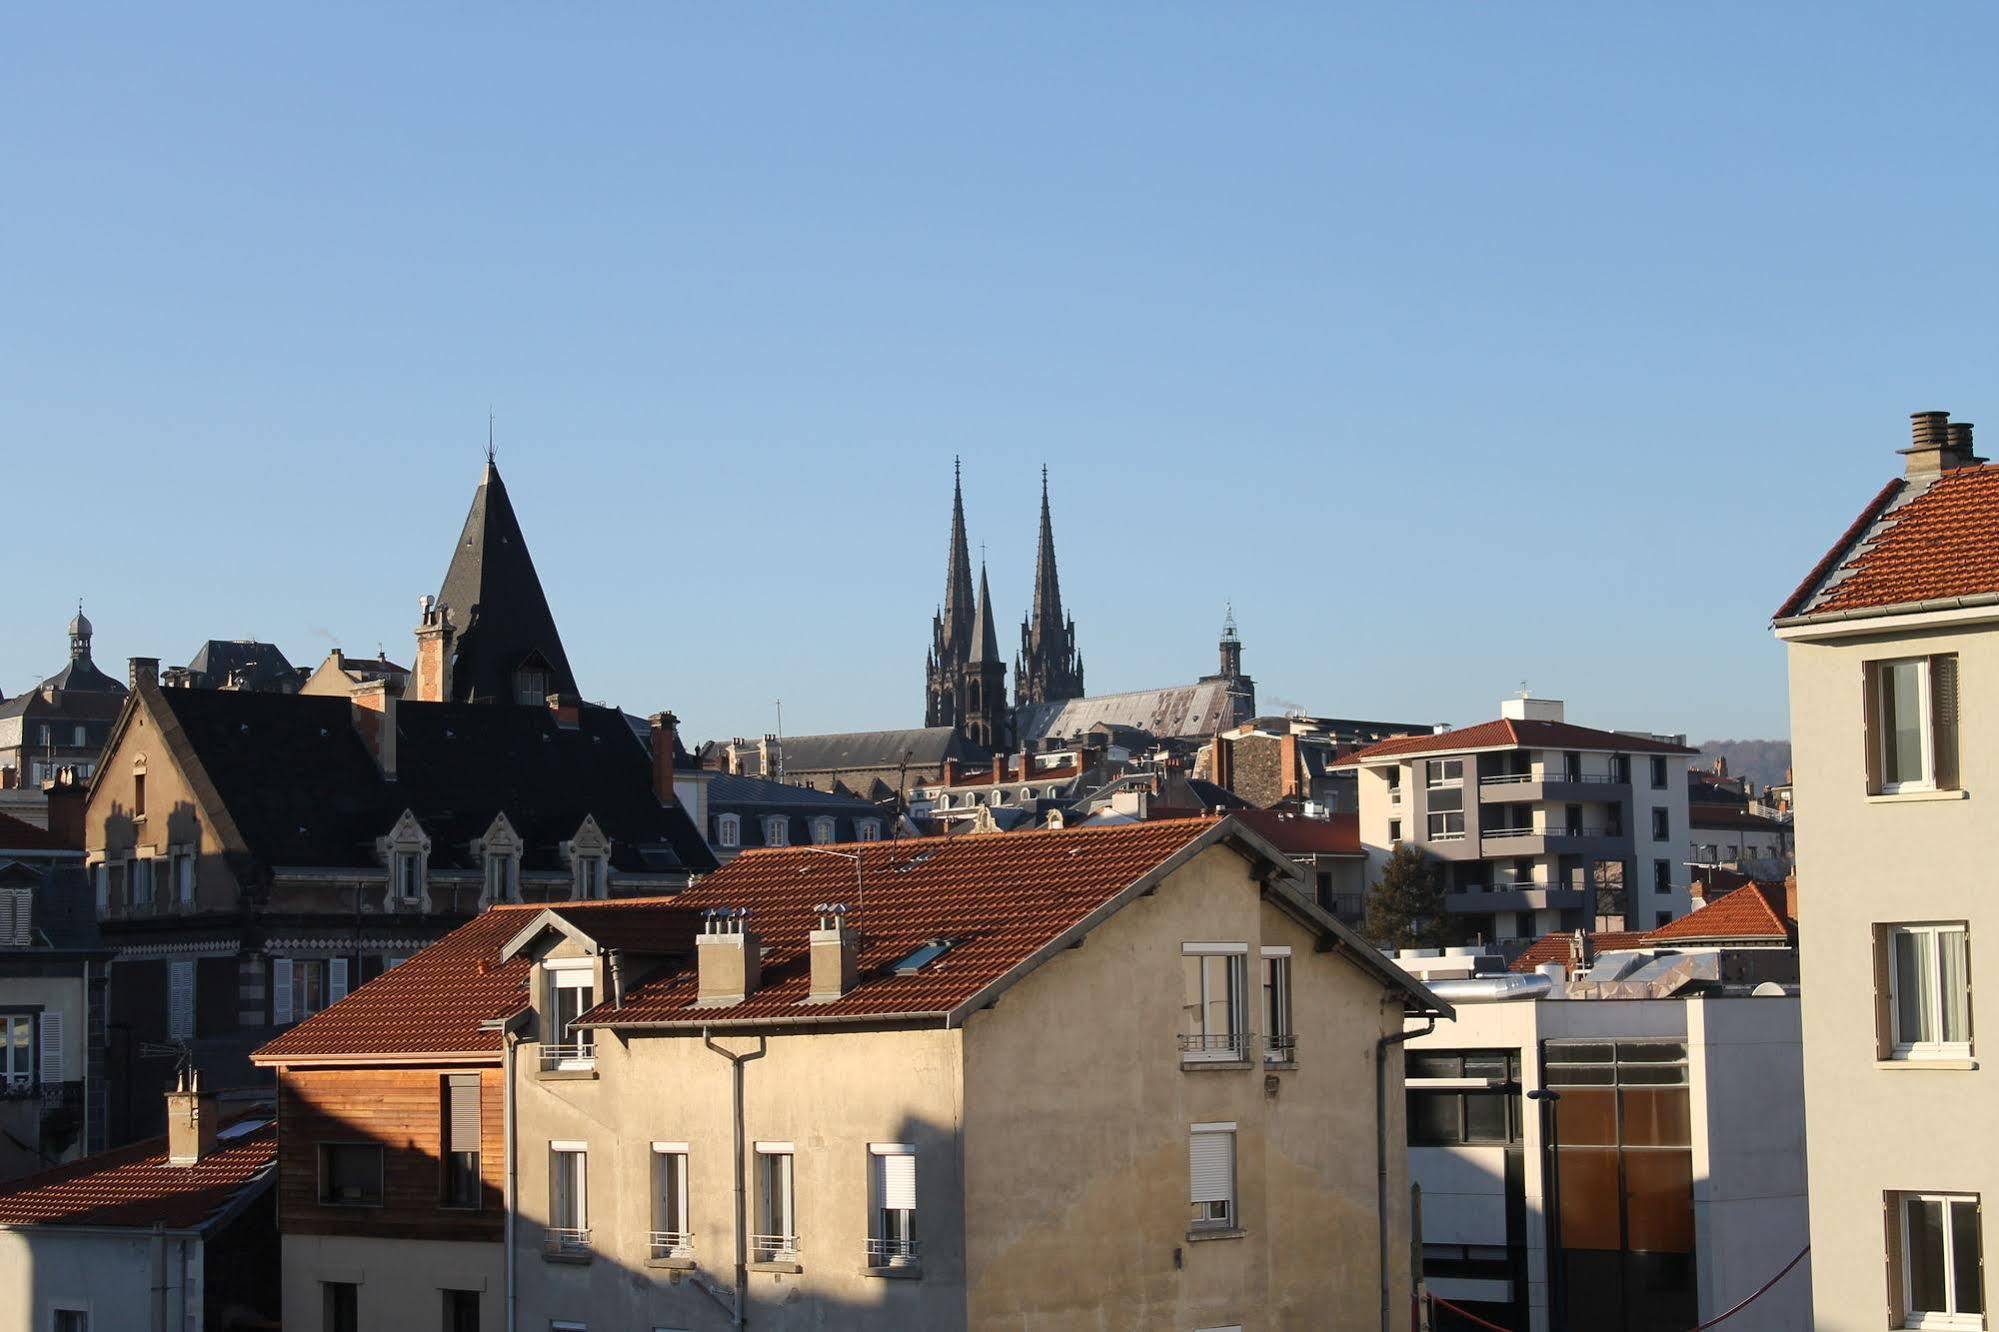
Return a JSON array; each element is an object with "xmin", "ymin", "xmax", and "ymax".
[
  {"xmin": 544, "ymin": 962, "xmax": 596, "ymax": 1069},
  {"xmin": 716, "ymin": 815, "xmax": 741, "ymax": 849},
  {"xmin": 868, "ymin": 1143, "xmax": 917, "ymax": 1267},
  {"xmin": 169, "ymin": 960, "xmax": 195, "ymax": 1040},
  {"xmin": 172, "ymin": 852, "xmax": 194, "ymax": 906},
  {"xmin": 91, "ymin": 863, "xmax": 107, "ymax": 914},
  {"xmin": 1262, "ymin": 948, "xmax": 1294, "ymax": 1063},
  {"xmin": 394, "ymin": 851, "xmax": 423, "ymax": 904},
  {"xmin": 1388, "ymin": 819, "xmax": 1403, "ymax": 843},
  {"xmin": 1425, "ymin": 758, "xmax": 1463, "ymax": 787},
  {"xmin": 129, "ymin": 857, "xmax": 152, "ymax": 908},
  {"xmin": 1887, "ymin": 924, "xmax": 1974, "ymax": 1059},
  {"xmin": 1869, "ymin": 655, "xmax": 1961, "ymax": 795},
  {"xmin": 574, "ymin": 854, "xmax": 607, "ymax": 900},
  {"xmin": 764, "ymin": 817, "xmax": 789, "ymax": 848},
  {"xmin": 485, "ymin": 851, "xmax": 519, "ymax": 904},
  {"xmin": 548, "ymin": 1143, "xmax": 589, "ymax": 1255},
  {"xmin": 1189, "ymin": 1122, "xmax": 1237, "ymax": 1231},
  {"xmin": 1426, "ymin": 780, "xmax": 1465, "ymax": 840},
  {"xmin": 754, "ymin": 1144, "xmax": 797, "ymax": 1262},
  {"xmin": 811, "ymin": 817, "xmax": 836, "ymax": 845},
  {"xmin": 855, "ymin": 820, "xmax": 881, "ymax": 843},
  {"xmin": 271, "ymin": 958, "xmax": 346, "ymax": 1025},
  {"xmin": 1895, "ymin": 1191, "xmax": 1984, "ymax": 1328},
  {"xmin": 1180, "ymin": 943, "xmax": 1249, "ymax": 1062},
  {"xmin": 650, "ymin": 1143, "xmax": 691, "ymax": 1259},
  {"xmin": 1, "ymin": 1014, "xmax": 32, "ymax": 1086}
]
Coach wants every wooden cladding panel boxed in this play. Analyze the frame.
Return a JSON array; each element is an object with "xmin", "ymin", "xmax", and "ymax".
[{"xmin": 276, "ymin": 1066, "xmax": 504, "ymax": 1242}]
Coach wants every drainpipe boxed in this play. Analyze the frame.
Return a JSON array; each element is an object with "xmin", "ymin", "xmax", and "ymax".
[
  {"xmin": 1376, "ymin": 1011, "xmax": 1435, "ymax": 1332},
  {"xmin": 504, "ymin": 1030, "xmax": 519, "ymax": 1332},
  {"xmin": 703, "ymin": 1029, "xmax": 767, "ymax": 1332},
  {"xmin": 149, "ymin": 1222, "xmax": 166, "ymax": 1332}
]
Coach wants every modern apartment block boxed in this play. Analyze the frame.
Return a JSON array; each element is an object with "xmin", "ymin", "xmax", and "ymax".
[
  {"xmin": 254, "ymin": 817, "xmax": 1446, "ymax": 1332},
  {"xmin": 1774, "ymin": 409, "xmax": 1998, "ymax": 1332},
  {"xmin": 1338, "ymin": 698, "xmax": 1697, "ymax": 945}
]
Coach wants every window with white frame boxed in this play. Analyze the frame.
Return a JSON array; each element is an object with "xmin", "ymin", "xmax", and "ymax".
[
  {"xmin": 172, "ymin": 851, "xmax": 194, "ymax": 907},
  {"xmin": 92, "ymin": 863, "xmax": 107, "ymax": 915},
  {"xmin": 869, "ymin": 1143, "xmax": 917, "ymax": 1266},
  {"xmin": 1180, "ymin": 943, "xmax": 1249, "ymax": 1061},
  {"xmin": 715, "ymin": 815, "xmax": 741, "ymax": 849},
  {"xmin": 271, "ymin": 958, "xmax": 347, "ymax": 1025},
  {"xmin": 1893, "ymin": 1191, "xmax": 1984, "ymax": 1328},
  {"xmin": 650, "ymin": 1143, "xmax": 691, "ymax": 1259},
  {"xmin": 574, "ymin": 853, "xmax": 607, "ymax": 900},
  {"xmin": 764, "ymin": 817, "xmax": 789, "ymax": 848},
  {"xmin": 1, "ymin": 1014, "xmax": 32, "ymax": 1086},
  {"xmin": 1869, "ymin": 655, "xmax": 1961, "ymax": 795},
  {"xmin": 754, "ymin": 1144, "xmax": 797, "ymax": 1261},
  {"xmin": 129, "ymin": 857, "xmax": 152, "ymax": 908},
  {"xmin": 1262, "ymin": 948, "xmax": 1294, "ymax": 1063},
  {"xmin": 394, "ymin": 850, "xmax": 423, "ymax": 904},
  {"xmin": 1388, "ymin": 819, "xmax": 1403, "ymax": 843},
  {"xmin": 855, "ymin": 820, "xmax": 881, "ymax": 843},
  {"xmin": 485, "ymin": 849, "xmax": 519, "ymax": 903},
  {"xmin": 1425, "ymin": 759, "xmax": 1463, "ymax": 787},
  {"xmin": 548, "ymin": 1143, "xmax": 589, "ymax": 1255},
  {"xmin": 811, "ymin": 817, "xmax": 836, "ymax": 845},
  {"xmin": 1189, "ymin": 1123, "xmax": 1237, "ymax": 1231},
  {"xmin": 544, "ymin": 962, "xmax": 596, "ymax": 1069},
  {"xmin": 1426, "ymin": 784, "xmax": 1465, "ymax": 840},
  {"xmin": 1885, "ymin": 924, "xmax": 1974, "ymax": 1060}
]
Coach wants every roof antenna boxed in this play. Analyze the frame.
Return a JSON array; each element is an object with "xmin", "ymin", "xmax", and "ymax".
[{"xmin": 486, "ymin": 410, "xmax": 495, "ymax": 465}]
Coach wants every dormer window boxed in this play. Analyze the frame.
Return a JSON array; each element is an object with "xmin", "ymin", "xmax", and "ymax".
[
  {"xmin": 485, "ymin": 850, "xmax": 519, "ymax": 903},
  {"xmin": 395, "ymin": 852, "xmax": 423, "ymax": 904},
  {"xmin": 764, "ymin": 817, "xmax": 789, "ymax": 848},
  {"xmin": 514, "ymin": 666, "xmax": 551, "ymax": 707},
  {"xmin": 377, "ymin": 811, "xmax": 432, "ymax": 912},
  {"xmin": 543, "ymin": 960, "xmax": 596, "ymax": 1071},
  {"xmin": 564, "ymin": 816, "xmax": 612, "ymax": 901},
  {"xmin": 811, "ymin": 817, "xmax": 836, "ymax": 845},
  {"xmin": 576, "ymin": 855, "xmax": 607, "ymax": 900},
  {"xmin": 716, "ymin": 814, "xmax": 741, "ymax": 849},
  {"xmin": 855, "ymin": 820, "xmax": 881, "ymax": 843}
]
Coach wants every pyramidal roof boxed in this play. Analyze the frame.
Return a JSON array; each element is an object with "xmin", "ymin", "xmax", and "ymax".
[{"xmin": 437, "ymin": 460, "xmax": 579, "ymax": 705}]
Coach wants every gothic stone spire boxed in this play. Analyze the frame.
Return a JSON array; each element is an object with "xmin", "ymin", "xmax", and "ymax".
[
  {"xmin": 926, "ymin": 458, "xmax": 979, "ymax": 728},
  {"xmin": 1016, "ymin": 465, "xmax": 1084, "ymax": 707}
]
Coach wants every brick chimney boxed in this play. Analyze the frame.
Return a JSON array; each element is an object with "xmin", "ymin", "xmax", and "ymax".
[
  {"xmin": 165, "ymin": 1066, "xmax": 217, "ymax": 1166},
  {"xmin": 42, "ymin": 783, "xmax": 85, "ymax": 850},
  {"xmin": 940, "ymin": 759, "xmax": 960, "ymax": 787},
  {"xmin": 351, "ymin": 679, "xmax": 397, "ymax": 780},
  {"xmin": 128, "ymin": 657, "xmax": 159, "ymax": 689},
  {"xmin": 649, "ymin": 712, "xmax": 680, "ymax": 807},
  {"xmin": 1903, "ymin": 410, "xmax": 1984, "ymax": 477},
  {"xmin": 411, "ymin": 597, "xmax": 454, "ymax": 703},
  {"xmin": 697, "ymin": 908, "xmax": 760, "ymax": 1006},
  {"xmin": 548, "ymin": 693, "xmax": 582, "ymax": 731},
  {"xmin": 807, "ymin": 903, "xmax": 859, "ymax": 1003}
]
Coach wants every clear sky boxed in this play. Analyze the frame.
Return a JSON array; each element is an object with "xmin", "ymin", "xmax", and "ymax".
[{"xmin": 7, "ymin": 4, "xmax": 1995, "ymax": 746}]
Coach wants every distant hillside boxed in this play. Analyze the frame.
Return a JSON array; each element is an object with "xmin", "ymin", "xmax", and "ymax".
[{"xmin": 1696, "ymin": 739, "xmax": 1791, "ymax": 791}]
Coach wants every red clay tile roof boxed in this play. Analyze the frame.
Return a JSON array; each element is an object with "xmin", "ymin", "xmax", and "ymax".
[
  {"xmin": 0, "ymin": 1119, "xmax": 273, "ymax": 1230},
  {"xmin": 590, "ymin": 818, "xmax": 1231, "ymax": 1025},
  {"xmin": 0, "ymin": 812, "xmax": 79, "ymax": 853},
  {"xmin": 1645, "ymin": 882, "xmax": 1793, "ymax": 943},
  {"xmin": 1779, "ymin": 466, "xmax": 1999, "ymax": 621},
  {"xmin": 1335, "ymin": 718, "xmax": 1696, "ymax": 766},
  {"xmin": 1230, "ymin": 809, "xmax": 1361, "ymax": 855},
  {"xmin": 1508, "ymin": 931, "xmax": 1650, "ymax": 973}
]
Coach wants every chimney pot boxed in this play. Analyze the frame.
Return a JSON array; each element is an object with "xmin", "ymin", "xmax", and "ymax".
[
  {"xmin": 696, "ymin": 907, "xmax": 761, "ymax": 1005},
  {"xmin": 1903, "ymin": 410, "xmax": 1983, "ymax": 476},
  {"xmin": 807, "ymin": 902, "xmax": 860, "ymax": 1003},
  {"xmin": 165, "ymin": 1069, "xmax": 218, "ymax": 1166}
]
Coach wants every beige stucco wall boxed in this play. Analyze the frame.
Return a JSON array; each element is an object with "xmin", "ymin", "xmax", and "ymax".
[
  {"xmin": 1786, "ymin": 618, "xmax": 1996, "ymax": 1331},
  {"xmin": 0, "ymin": 1226, "xmax": 201, "ymax": 1331},
  {"xmin": 282, "ymin": 1233, "xmax": 502, "ymax": 1331},
  {"xmin": 961, "ymin": 843, "xmax": 1407, "ymax": 1331}
]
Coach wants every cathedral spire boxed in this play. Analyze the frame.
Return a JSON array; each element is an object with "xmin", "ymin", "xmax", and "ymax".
[
  {"xmin": 960, "ymin": 560, "xmax": 1010, "ymax": 750},
  {"xmin": 943, "ymin": 456, "xmax": 975, "ymax": 643},
  {"xmin": 971, "ymin": 561, "xmax": 1001, "ymax": 664},
  {"xmin": 926, "ymin": 459, "xmax": 980, "ymax": 729},
  {"xmin": 1015, "ymin": 466, "xmax": 1084, "ymax": 708}
]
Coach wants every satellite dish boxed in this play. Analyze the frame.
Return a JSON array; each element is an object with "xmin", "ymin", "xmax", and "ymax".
[{"xmin": 1751, "ymin": 981, "xmax": 1788, "ymax": 997}]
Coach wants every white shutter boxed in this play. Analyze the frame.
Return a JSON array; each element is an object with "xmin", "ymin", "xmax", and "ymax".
[
  {"xmin": 272, "ymin": 959, "xmax": 293, "ymax": 1025},
  {"xmin": 37, "ymin": 1010, "xmax": 63, "ymax": 1085},
  {"xmin": 329, "ymin": 958, "xmax": 349, "ymax": 1003},
  {"xmin": 1190, "ymin": 1129, "xmax": 1234, "ymax": 1205},
  {"xmin": 878, "ymin": 1152, "xmax": 916, "ymax": 1211},
  {"xmin": 168, "ymin": 960, "xmax": 195, "ymax": 1040}
]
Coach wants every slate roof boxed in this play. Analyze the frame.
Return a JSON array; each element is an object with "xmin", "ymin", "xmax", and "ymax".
[
  {"xmin": 706, "ymin": 774, "xmax": 886, "ymax": 850},
  {"xmin": 0, "ymin": 1118, "xmax": 273, "ymax": 1231},
  {"xmin": 436, "ymin": 461, "xmax": 580, "ymax": 704},
  {"xmin": 138, "ymin": 686, "xmax": 715, "ymax": 875},
  {"xmin": 256, "ymin": 819, "xmax": 1443, "ymax": 1057},
  {"xmin": 775, "ymin": 728, "xmax": 980, "ymax": 774},
  {"xmin": 1334, "ymin": 718, "xmax": 1698, "ymax": 765},
  {"xmin": 182, "ymin": 640, "xmax": 299, "ymax": 691},
  {"xmin": 1016, "ymin": 680, "xmax": 1239, "ymax": 744},
  {"xmin": 1776, "ymin": 465, "xmax": 1999, "ymax": 621}
]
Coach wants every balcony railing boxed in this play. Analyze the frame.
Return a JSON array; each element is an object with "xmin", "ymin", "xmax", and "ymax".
[
  {"xmin": 1477, "ymin": 773, "xmax": 1535, "ymax": 786},
  {"xmin": 1479, "ymin": 771, "xmax": 1623, "ymax": 786},
  {"xmin": 1429, "ymin": 831, "xmax": 1467, "ymax": 842},
  {"xmin": 867, "ymin": 1236, "xmax": 921, "ymax": 1266},
  {"xmin": 1179, "ymin": 1032, "xmax": 1250, "ymax": 1061},
  {"xmin": 539, "ymin": 1041, "xmax": 596, "ymax": 1072},
  {"xmin": 1484, "ymin": 825, "xmax": 1612, "ymax": 841},
  {"xmin": 752, "ymin": 1233, "xmax": 799, "ymax": 1263},
  {"xmin": 648, "ymin": 1230, "xmax": 694, "ymax": 1260},
  {"xmin": 1265, "ymin": 1034, "xmax": 1298, "ymax": 1064},
  {"xmin": 544, "ymin": 1227, "xmax": 592, "ymax": 1258}
]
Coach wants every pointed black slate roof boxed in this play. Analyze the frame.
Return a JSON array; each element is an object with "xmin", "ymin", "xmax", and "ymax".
[
  {"xmin": 970, "ymin": 563, "xmax": 1002, "ymax": 664},
  {"xmin": 437, "ymin": 461, "xmax": 580, "ymax": 705}
]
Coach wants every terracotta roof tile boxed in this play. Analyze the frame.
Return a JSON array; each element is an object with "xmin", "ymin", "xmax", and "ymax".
[
  {"xmin": 0, "ymin": 1119, "xmax": 273, "ymax": 1230},
  {"xmin": 1508, "ymin": 931, "xmax": 1649, "ymax": 973},
  {"xmin": 1645, "ymin": 882, "xmax": 1793, "ymax": 943},
  {"xmin": 1230, "ymin": 809, "xmax": 1361, "ymax": 855},
  {"xmin": 1780, "ymin": 466, "xmax": 1999, "ymax": 620},
  {"xmin": 0, "ymin": 812, "xmax": 79, "ymax": 853},
  {"xmin": 1335, "ymin": 718, "xmax": 1696, "ymax": 766}
]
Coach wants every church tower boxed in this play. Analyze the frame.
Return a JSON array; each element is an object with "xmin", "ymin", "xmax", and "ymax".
[
  {"xmin": 925, "ymin": 460, "xmax": 978, "ymax": 731},
  {"xmin": 962, "ymin": 562, "xmax": 1011, "ymax": 750},
  {"xmin": 1201, "ymin": 604, "xmax": 1257, "ymax": 731},
  {"xmin": 1015, "ymin": 467, "xmax": 1084, "ymax": 708}
]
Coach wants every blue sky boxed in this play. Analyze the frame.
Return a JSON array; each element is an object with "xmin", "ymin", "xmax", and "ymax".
[{"xmin": 7, "ymin": 4, "xmax": 1995, "ymax": 745}]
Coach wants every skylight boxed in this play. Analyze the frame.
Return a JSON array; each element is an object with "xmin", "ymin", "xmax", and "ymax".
[
  {"xmin": 216, "ymin": 1119, "xmax": 269, "ymax": 1141},
  {"xmin": 892, "ymin": 939, "xmax": 955, "ymax": 976}
]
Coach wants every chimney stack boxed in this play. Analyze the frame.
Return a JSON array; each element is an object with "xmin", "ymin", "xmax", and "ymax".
[
  {"xmin": 41, "ymin": 783, "xmax": 85, "ymax": 850},
  {"xmin": 165, "ymin": 1066, "xmax": 217, "ymax": 1166},
  {"xmin": 128, "ymin": 657, "xmax": 159, "ymax": 689},
  {"xmin": 411, "ymin": 597, "xmax": 454, "ymax": 703},
  {"xmin": 351, "ymin": 679, "xmax": 398, "ymax": 780},
  {"xmin": 940, "ymin": 759, "xmax": 960, "ymax": 787},
  {"xmin": 807, "ymin": 903, "xmax": 860, "ymax": 1003},
  {"xmin": 548, "ymin": 693, "xmax": 582, "ymax": 731},
  {"xmin": 1903, "ymin": 410, "xmax": 1984, "ymax": 477},
  {"xmin": 759, "ymin": 734, "xmax": 783, "ymax": 782},
  {"xmin": 696, "ymin": 908, "xmax": 760, "ymax": 1006},
  {"xmin": 649, "ymin": 712, "xmax": 681, "ymax": 808}
]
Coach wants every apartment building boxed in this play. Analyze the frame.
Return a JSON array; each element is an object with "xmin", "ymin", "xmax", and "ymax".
[
  {"xmin": 1774, "ymin": 409, "xmax": 1999, "ymax": 1331},
  {"xmin": 1399, "ymin": 926, "xmax": 1809, "ymax": 1332},
  {"xmin": 254, "ymin": 817, "xmax": 1447, "ymax": 1332},
  {"xmin": 1338, "ymin": 697, "xmax": 1697, "ymax": 944}
]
